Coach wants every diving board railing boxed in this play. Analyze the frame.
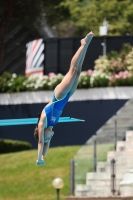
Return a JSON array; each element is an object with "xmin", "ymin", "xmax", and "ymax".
[{"xmin": 0, "ymin": 117, "xmax": 85, "ymax": 126}]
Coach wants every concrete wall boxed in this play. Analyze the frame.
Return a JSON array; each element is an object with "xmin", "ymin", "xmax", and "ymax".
[{"xmin": 0, "ymin": 99, "xmax": 127, "ymax": 148}]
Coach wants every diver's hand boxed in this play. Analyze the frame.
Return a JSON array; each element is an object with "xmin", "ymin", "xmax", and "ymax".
[{"xmin": 36, "ymin": 159, "xmax": 44, "ymax": 165}]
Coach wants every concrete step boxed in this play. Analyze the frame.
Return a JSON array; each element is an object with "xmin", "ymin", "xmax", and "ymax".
[
  {"xmin": 85, "ymin": 179, "xmax": 121, "ymax": 196},
  {"xmin": 86, "ymin": 168, "xmax": 133, "ymax": 181},
  {"xmin": 116, "ymin": 113, "xmax": 133, "ymax": 118},
  {"xmin": 120, "ymin": 184, "xmax": 133, "ymax": 197},
  {"xmin": 120, "ymin": 171, "xmax": 133, "ymax": 196},
  {"xmin": 86, "ymin": 172, "xmax": 110, "ymax": 181},
  {"xmin": 116, "ymin": 141, "xmax": 126, "ymax": 152},
  {"xmin": 96, "ymin": 162, "xmax": 110, "ymax": 174},
  {"xmin": 101, "ymin": 121, "xmax": 133, "ymax": 129},
  {"xmin": 117, "ymin": 106, "xmax": 133, "ymax": 112},
  {"xmin": 95, "ymin": 135, "xmax": 125, "ymax": 144},
  {"xmin": 97, "ymin": 127, "xmax": 127, "ymax": 133},
  {"xmin": 75, "ymin": 184, "xmax": 89, "ymax": 197},
  {"xmin": 86, "ymin": 99, "xmax": 133, "ymax": 145},
  {"xmin": 107, "ymin": 151, "xmax": 133, "ymax": 162},
  {"xmin": 116, "ymin": 142, "xmax": 133, "ymax": 152},
  {"xmin": 126, "ymin": 130, "xmax": 133, "ymax": 141},
  {"xmin": 76, "ymin": 167, "xmax": 133, "ymax": 196},
  {"xmin": 97, "ymin": 127, "xmax": 132, "ymax": 136},
  {"xmin": 96, "ymin": 129, "xmax": 133, "ymax": 144},
  {"xmin": 75, "ymin": 185, "xmax": 112, "ymax": 197},
  {"xmin": 76, "ymin": 99, "xmax": 133, "ymax": 197}
]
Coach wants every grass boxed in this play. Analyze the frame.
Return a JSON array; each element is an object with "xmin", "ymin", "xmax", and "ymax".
[
  {"xmin": 0, "ymin": 146, "xmax": 80, "ymax": 200},
  {"xmin": 0, "ymin": 144, "xmax": 114, "ymax": 200}
]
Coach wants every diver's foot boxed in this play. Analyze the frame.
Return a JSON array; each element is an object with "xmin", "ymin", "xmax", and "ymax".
[
  {"xmin": 80, "ymin": 31, "xmax": 93, "ymax": 46},
  {"xmin": 85, "ymin": 31, "xmax": 93, "ymax": 43}
]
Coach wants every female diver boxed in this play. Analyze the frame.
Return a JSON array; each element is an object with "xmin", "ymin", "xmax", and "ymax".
[{"xmin": 34, "ymin": 32, "xmax": 93, "ymax": 165}]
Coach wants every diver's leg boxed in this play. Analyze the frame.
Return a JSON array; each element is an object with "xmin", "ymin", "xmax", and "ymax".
[
  {"xmin": 55, "ymin": 32, "xmax": 93, "ymax": 99},
  {"xmin": 69, "ymin": 33, "xmax": 93, "ymax": 96}
]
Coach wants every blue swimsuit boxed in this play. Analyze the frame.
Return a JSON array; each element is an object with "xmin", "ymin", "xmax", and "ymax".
[{"xmin": 44, "ymin": 91, "xmax": 70, "ymax": 128}]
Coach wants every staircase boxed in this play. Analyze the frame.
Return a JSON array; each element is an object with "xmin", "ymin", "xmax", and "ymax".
[
  {"xmin": 86, "ymin": 99, "xmax": 133, "ymax": 144},
  {"xmin": 75, "ymin": 130, "xmax": 133, "ymax": 197}
]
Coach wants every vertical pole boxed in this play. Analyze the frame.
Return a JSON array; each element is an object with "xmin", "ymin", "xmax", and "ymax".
[
  {"xmin": 57, "ymin": 38, "xmax": 60, "ymax": 73},
  {"xmin": 114, "ymin": 115, "xmax": 117, "ymax": 151},
  {"xmin": 111, "ymin": 159, "xmax": 116, "ymax": 195},
  {"xmin": 56, "ymin": 189, "xmax": 60, "ymax": 200},
  {"xmin": 103, "ymin": 36, "xmax": 106, "ymax": 56},
  {"xmin": 70, "ymin": 159, "xmax": 75, "ymax": 195},
  {"xmin": 43, "ymin": 40, "xmax": 46, "ymax": 75},
  {"xmin": 132, "ymin": 108, "xmax": 133, "ymax": 130},
  {"xmin": 93, "ymin": 134, "xmax": 97, "ymax": 172}
]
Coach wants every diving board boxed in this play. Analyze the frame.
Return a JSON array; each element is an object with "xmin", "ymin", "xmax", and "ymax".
[{"xmin": 0, "ymin": 117, "xmax": 85, "ymax": 126}]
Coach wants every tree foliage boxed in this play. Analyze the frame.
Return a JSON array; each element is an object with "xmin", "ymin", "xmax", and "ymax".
[
  {"xmin": 43, "ymin": 0, "xmax": 70, "ymax": 25},
  {"xmin": 58, "ymin": 0, "xmax": 133, "ymax": 36},
  {"xmin": 0, "ymin": 0, "xmax": 133, "ymax": 70}
]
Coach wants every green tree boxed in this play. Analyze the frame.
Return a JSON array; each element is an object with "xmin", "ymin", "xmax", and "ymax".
[
  {"xmin": 59, "ymin": 0, "xmax": 133, "ymax": 36},
  {"xmin": 1, "ymin": 0, "xmax": 133, "ymax": 71}
]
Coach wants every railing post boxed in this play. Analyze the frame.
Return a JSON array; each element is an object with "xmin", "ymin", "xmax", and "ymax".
[
  {"xmin": 70, "ymin": 159, "xmax": 75, "ymax": 196},
  {"xmin": 114, "ymin": 115, "xmax": 117, "ymax": 151},
  {"xmin": 111, "ymin": 159, "xmax": 116, "ymax": 195},
  {"xmin": 93, "ymin": 134, "xmax": 97, "ymax": 172}
]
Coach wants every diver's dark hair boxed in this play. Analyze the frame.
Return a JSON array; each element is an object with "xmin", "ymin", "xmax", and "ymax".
[{"xmin": 34, "ymin": 113, "xmax": 41, "ymax": 141}]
